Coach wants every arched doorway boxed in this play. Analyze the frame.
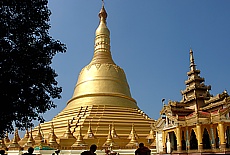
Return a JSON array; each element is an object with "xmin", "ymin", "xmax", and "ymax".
[
  {"xmin": 215, "ymin": 128, "xmax": 219, "ymax": 148},
  {"xmin": 190, "ymin": 129, "xmax": 198, "ymax": 150},
  {"xmin": 226, "ymin": 126, "xmax": 230, "ymax": 148},
  {"xmin": 181, "ymin": 131, "xmax": 186, "ymax": 150},
  {"xmin": 169, "ymin": 131, "xmax": 177, "ymax": 151},
  {"xmin": 202, "ymin": 128, "xmax": 211, "ymax": 149}
]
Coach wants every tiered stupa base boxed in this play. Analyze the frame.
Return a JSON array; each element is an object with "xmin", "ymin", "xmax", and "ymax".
[{"xmin": 32, "ymin": 105, "xmax": 155, "ymax": 150}]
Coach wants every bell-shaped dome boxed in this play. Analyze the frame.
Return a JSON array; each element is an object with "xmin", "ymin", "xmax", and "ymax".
[{"xmin": 66, "ymin": 5, "xmax": 138, "ymax": 109}]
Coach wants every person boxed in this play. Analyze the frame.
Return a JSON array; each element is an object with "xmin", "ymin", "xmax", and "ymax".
[
  {"xmin": 55, "ymin": 149, "xmax": 60, "ymax": 155},
  {"xmin": 135, "ymin": 143, "xmax": 151, "ymax": 155},
  {"xmin": 0, "ymin": 150, "xmax": 6, "ymax": 155},
  {"xmin": 105, "ymin": 148, "xmax": 110, "ymax": 155},
  {"xmin": 23, "ymin": 147, "xmax": 35, "ymax": 155},
  {"xmin": 81, "ymin": 144, "xmax": 97, "ymax": 155}
]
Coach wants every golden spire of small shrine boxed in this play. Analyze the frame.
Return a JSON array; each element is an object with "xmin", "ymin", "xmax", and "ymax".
[
  {"xmin": 4, "ymin": 132, "xmax": 10, "ymax": 144},
  {"xmin": 28, "ymin": 128, "xmax": 35, "ymax": 144},
  {"xmin": 48, "ymin": 122, "xmax": 59, "ymax": 148},
  {"xmin": 128, "ymin": 123, "xmax": 139, "ymax": 139},
  {"xmin": 0, "ymin": 138, "xmax": 7, "ymax": 150},
  {"xmin": 34, "ymin": 124, "xmax": 44, "ymax": 144},
  {"xmin": 102, "ymin": 124, "xmax": 118, "ymax": 148},
  {"xmin": 15, "ymin": 128, "xmax": 21, "ymax": 142},
  {"xmin": 18, "ymin": 128, "xmax": 29, "ymax": 146},
  {"xmin": 146, "ymin": 123, "xmax": 155, "ymax": 140},
  {"xmin": 126, "ymin": 124, "xmax": 139, "ymax": 148},
  {"xmin": 58, "ymin": 121, "xmax": 76, "ymax": 148},
  {"xmin": 84, "ymin": 122, "xmax": 95, "ymax": 139},
  {"xmin": 111, "ymin": 122, "xmax": 119, "ymax": 139},
  {"xmin": 24, "ymin": 128, "xmax": 35, "ymax": 148},
  {"xmin": 23, "ymin": 128, "xmax": 30, "ymax": 139},
  {"xmin": 62, "ymin": 120, "xmax": 75, "ymax": 139},
  {"xmin": 8, "ymin": 128, "xmax": 21, "ymax": 150},
  {"xmin": 71, "ymin": 126, "xmax": 87, "ymax": 148}
]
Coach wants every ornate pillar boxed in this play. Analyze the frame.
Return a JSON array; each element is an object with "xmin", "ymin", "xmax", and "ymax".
[
  {"xmin": 162, "ymin": 131, "xmax": 166, "ymax": 153},
  {"xmin": 210, "ymin": 124, "xmax": 216, "ymax": 149},
  {"xmin": 218, "ymin": 122, "xmax": 226, "ymax": 150},
  {"xmin": 166, "ymin": 117, "xmax": 168, "ymax": 127},
  {"xmin": 166, "ymin": 133, "xmax": 171, "ymax": 153},
  {"xmin": 196, "ymin": 123, "xmax": 203, "ymax": 151},
  {"xmin": 176, "ymin": 126, "xmax": 182, "ymax": 152},
  {"xmin": 186, "ymin": 127, "xmax": 190, "ymax": 150}
]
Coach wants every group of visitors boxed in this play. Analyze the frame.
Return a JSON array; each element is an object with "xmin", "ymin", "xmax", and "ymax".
[
  {"xmin": 0, "ymin": 147, "xmax": 35, "ymax": 155},
  {"xmin": 0, "ymin": 142, "xmax": 151, "ymax": 155},
  {"xmin": 81, "ymin": 143, "xmax": 150, "ymax": 155},
  {"xmin": 81, "ymin": 142, "xmax": 151, "ymax": 155}
]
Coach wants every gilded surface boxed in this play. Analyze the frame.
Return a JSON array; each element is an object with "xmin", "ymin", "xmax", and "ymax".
[{"xmin": 26, "ymin": 4, "xmax": 156, "ymax": 150}]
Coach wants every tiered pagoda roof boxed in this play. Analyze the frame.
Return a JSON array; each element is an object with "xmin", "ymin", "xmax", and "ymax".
[{"xmin": 159, "ymin": 49, "xmax": 230, "ymax": 127}]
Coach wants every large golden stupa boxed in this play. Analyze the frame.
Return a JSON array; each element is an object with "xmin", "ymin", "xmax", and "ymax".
[{"xmin": 5, "ymin": 4, "xmax": 156, "ymax": 151}]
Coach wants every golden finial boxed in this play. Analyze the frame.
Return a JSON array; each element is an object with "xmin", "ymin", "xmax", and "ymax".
[
  {"xmin": 189, "ymin": 48, "xmax": 196, "ymax": 71},
  {"xmin": 99, "ymin": 0, "xmax": 107, "ymax": 21}
]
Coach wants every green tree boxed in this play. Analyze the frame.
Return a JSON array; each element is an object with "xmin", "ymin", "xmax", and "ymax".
[{"xmin": 0, "ymin": 0, "xmax": 66, "ymax": 138}]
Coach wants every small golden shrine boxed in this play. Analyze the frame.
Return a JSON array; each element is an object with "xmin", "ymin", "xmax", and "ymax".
[
  {"xmin": 155, "ymin": 49, "xmax": 230, "ymax": 154},
  {"xmin": 3, "ymin": 3, "xmax": 156, "ymax": 152}
]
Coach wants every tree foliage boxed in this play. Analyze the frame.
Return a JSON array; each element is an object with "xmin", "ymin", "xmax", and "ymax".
[{"xmin": 0, "ymin": 0, "xmax": 66, "ymax": 137}]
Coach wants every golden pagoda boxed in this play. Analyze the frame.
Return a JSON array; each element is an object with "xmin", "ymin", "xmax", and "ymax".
[
  {"xmin": 155, "ymin": 49, "xmax": 230, "ymax": 154},
  {"xmin": 27, "ymin": 3, "xmax": 156, "ymax": 151}
]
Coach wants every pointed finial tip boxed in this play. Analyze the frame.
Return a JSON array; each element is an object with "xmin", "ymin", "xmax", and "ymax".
[{"xmin": 99, "ymin": 0, "xmax": 107, "ymax": 19}]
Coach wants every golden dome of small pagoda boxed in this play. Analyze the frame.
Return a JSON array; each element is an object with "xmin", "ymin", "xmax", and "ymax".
[{"xmin": 27, "ymin": 4, "xmax": 156, "ymax": 150}]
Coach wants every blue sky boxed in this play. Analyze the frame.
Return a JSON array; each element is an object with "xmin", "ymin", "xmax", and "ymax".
[{"xmin": 43, "ymin": 0, "xmax": 230, "ymax": 122}]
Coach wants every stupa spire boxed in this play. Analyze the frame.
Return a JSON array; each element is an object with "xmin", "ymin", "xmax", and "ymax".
[
  {"xmin": 189, "ymin": 48, "xmax": 196, "ymax": 71},
  {"xmin": 181, "ymin": 49, "xmax": 212, "ymax": 109},
  {"xmin": 91, "ymin": 3, "xmax": 114, "ymax": 65}
]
